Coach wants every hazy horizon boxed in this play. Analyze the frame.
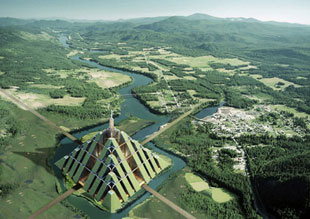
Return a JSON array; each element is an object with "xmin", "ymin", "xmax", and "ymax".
[{"xmin": 0, "ymin": 0, "xmax": 309, "ymax": 25}]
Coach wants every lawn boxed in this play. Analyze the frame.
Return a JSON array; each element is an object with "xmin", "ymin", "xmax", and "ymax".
[
  {"xmin": 211, "ymin": 188, "xmax": 233, "ymax": 203},
  {"xmin": 184, "ymin": 172, "xmax": 233, "ymax": 203},
  {"xmin": 185, "ymin": 173, "xmax": 210, "ymax": 192}
]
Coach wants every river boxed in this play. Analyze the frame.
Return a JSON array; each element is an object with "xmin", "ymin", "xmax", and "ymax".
[{"xmin": 55, "ymin": 35, "xmax": 224, "ymax": 218}]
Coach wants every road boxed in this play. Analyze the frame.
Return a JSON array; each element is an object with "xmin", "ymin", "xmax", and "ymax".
[
  {"xmin": 142, "ymin": 184, "xmax": 196, "ymax": 219},
  {"xmin": 29, "ymin": 184, "xmax": 82, "ymax": 219},
  {"xmin": 1, "ymin": 87, "xmax": 200, "ymax": 218},
  {"xmin": 141, "ymin": 104, "xmax": 199, "ymax": 145},
  {"xmin": 0, "ymin": 88, "xmax": 83, "ymax": 145}
]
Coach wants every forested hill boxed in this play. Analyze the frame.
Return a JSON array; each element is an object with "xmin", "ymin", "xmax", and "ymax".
[
  {"xmin": 60, "ymin": 14, "xmax": 310, "ymax": 59},
  {"xmin": 136, "ymin": 16, "xmax": 310, "ymax": 50}
]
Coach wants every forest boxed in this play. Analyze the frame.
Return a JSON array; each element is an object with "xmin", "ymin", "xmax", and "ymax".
[
  {"xmin": 154, "ymin": 119, "xmax": 259, "ymax": 218},
  {"xmin": 238, "ymin": 134, "xmax": 310, "ymax": 218}
]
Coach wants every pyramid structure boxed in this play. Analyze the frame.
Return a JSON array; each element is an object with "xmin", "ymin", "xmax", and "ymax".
[{"xmin": 55, "ymin": 116, "xmax": 169, "ymax": 212}]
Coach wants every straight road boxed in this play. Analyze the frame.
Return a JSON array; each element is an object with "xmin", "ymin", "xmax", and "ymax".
[
  {"xmin": 141, "ymin": 104, "xmax": 199, "ymax": 145},
  {"xmin": 29, "ymin": 184, "xmax": 82, "ymax": 219},
  {"xmin": 142, "ymin": 184, "xmax": 196, "ymax": 219}
]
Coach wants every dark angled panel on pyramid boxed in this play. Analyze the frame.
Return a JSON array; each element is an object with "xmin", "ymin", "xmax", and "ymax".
[{"xmin": 55, "ymin": 115, "xmax": 169, "ymax": 212}]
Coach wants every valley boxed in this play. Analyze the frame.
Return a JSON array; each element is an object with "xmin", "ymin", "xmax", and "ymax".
[{"xmin": 0, "ymin": 13, "xmax": 310, "ymax": 219}]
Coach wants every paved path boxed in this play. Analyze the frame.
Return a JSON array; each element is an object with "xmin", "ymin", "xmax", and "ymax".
[
  {"xmin": 142, "ymin": 184, "xmax": 196, "ymax": 219},
  {"xmin": 141, "ymin": 104, "xmax": 199, "ymax": 145},
  {"xmin": 29, "ymin": 184, "xmax": 82, "ymax": 219}
]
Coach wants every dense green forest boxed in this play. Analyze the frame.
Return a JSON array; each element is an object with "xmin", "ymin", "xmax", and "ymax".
[
  {"xmin": 238, "ymin": 134, "xmax": 310, "ymax": 218},
  {"xmin": 154, "ymin": 119, "xmax": 259, "ymax": 218}
]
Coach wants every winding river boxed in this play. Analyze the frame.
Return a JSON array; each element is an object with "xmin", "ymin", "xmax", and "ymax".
[{"xmin": 54, "ymin": 35, "xmax": 224, "ymax": 218}]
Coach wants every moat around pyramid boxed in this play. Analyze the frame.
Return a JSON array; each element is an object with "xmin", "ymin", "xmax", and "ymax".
[{"xmin": 55, "ymin": 126, "xmax": 170, "ymax": 212}]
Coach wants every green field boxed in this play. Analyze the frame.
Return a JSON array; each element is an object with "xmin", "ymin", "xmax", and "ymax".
[
  {"xmin": 185, "ymin": 172, "xmax": 233, "ymax": 203},
  {"xmin": 271, "ymin": 104, "xmax": 310, "ymax": 118},
  {"xmin": 259, "ymin": 77, "xmax": 301, "ymax": 91},
  {"xmin": 128, "ymin": 169, "xmax": 207, "ymax": 219},
  {"xmin": 0, "ymin": 90, "xmax": 86, "ymax": 109},
  {"xmin": 129, "ymin": 169, "xmax": 241, "ymax": 219},
  {"xmin": 0, "ymin": 101, "xmax": 101, "ymax": 218}
]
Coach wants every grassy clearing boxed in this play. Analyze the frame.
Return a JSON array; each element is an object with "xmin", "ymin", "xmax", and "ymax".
[
  {"xmin": 128, "ymin": 169, "xmax": 206, "ymax": 219},
  {"xmin": 165, "ymin": 75, "xmax": 180, "ymax": 80},
  {"xmin": 249, "ymin": 74, "xmax": 263, "ymax": 79},
  {"xmin": 187, "ymin": 90, "xmax": 197, "ymax": 98},
  {"xmin": 20, "ymin": 31, "xmax": 54, "ymax": 41},
  {"xmin": 0, "ymin": 71, "xmax": 5, "ymax": 75},
  {"xmin": 149, "ymin": 51, "xmax": 250, "ymax": 69},
  {"xmin": 129, "ymin": 168, "xmax": 239, "ymax": 219},
  {"xmin": 98, "ymin": 47, "xmax": 251, "ymax": 73},
  {"xmin": 249, "ymin": 76, "xmax": 302, "ymax": 91},
  {"xmin": 185, "ymin": 173, "xmax": 211, "ymax": 192},
  {"xmin": 271, "ymin": 105, "xmax": 309, "ymax": 117},
  {"xmin": 185, "ymin": 172, "xmax": 205, "ymax": 183},
  {"xmin": 260, "ymin": 77, "xmax": 301, "ymax": 90},
  {"xmin": 0, "ymin": 102, "xmax": 99, "ymax": 218},
  {"xmin": 148, "ymin": 101, "xmax": 162, "ymax": 107},
  {"xmin": 191, "ymin": 182, "xmax": 210, "ymax": 192},
  {"xmin": 211, "ymin": 188, "xmax": 233, "ymax": 203},
  {"xmin": 44, "ymin": 68, "xmax": 131, "ymax": 88},
  {"xmin": 216, "ymin": 68, "xmax": 235, "ymax": 75},
  {"xmin": 43, "ymin": 68, "xmax": 71, "ymax": 78},
  {"xmin": 66, "ymin": 50, "xmax": 83, "ymax": 57},
  {"xmin": 0, "ymin": 90, "xmax": 85, "ymax": 109},
  {"xmin": 184, "ymin": 76, "xmax": 196, "ymax": 81},
  {"xmin": 185, "ymin": 172, "xmax": 233, "ymax": 203},
  {"xmin": 30, "ymin": 84, "xmax": 63, "ymax": 89},
  {"xmin": 87, "ymin": 69, "xmax": 131, "ymax": 88},
  {"xmin": 296, "ymin": 76, "xmax": 307, "ymax": 80},
  {"xmin": 116, "ymin": 116, "xmax": 154, "ymax": 136},
  {"xmin": 131, "ymin": 66, "xmax": 149, "ymax": 72},
  {"xmin": 157, "ymin": 154, "xmax": 172, "ymax": 168}
]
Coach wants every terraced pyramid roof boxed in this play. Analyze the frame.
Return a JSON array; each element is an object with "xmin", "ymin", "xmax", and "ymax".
[{"xmin": 55, "ymin": 121, "xmax": 168, "ymax": 212}]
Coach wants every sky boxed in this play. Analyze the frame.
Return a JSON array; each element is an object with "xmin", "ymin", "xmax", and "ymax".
[{"xmin": 0, "ymin": 0, "xmax": 309, "ymax": 24}]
